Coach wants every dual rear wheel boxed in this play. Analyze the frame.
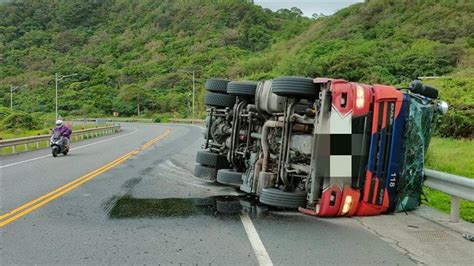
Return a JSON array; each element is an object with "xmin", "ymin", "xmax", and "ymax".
[{"xmin": 194, "ymin": 151, "xmax": 229, "ymax": 181}]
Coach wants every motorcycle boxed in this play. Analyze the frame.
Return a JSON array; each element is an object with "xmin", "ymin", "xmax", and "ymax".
[{"xmin": 50, "ymin": 130, "xmax": 69, "ymax": 157}]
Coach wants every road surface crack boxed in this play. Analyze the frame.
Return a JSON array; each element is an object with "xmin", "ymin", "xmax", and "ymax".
[{"xmin": 353, "ymin": 217, "xmax": 424, "ymax": 265}]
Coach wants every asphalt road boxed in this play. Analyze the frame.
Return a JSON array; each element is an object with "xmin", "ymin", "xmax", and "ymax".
[{"xmin": 1, "ymin": 123, "xmax": 420, "ymax": 265}]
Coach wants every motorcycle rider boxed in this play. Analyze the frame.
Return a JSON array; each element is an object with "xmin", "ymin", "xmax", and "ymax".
[{"xmin": 53, "ymin": 119, "xmax": 72, "ymax": 148}]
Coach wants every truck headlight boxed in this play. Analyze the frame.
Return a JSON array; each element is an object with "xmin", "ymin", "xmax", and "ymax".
[
  {"xmin": 356, "ymin": 85, "xmax": 365, "ymax": 109},
  {"xmin": 341, "ymin": 195, "xmax": 353, "ymax": 214}
]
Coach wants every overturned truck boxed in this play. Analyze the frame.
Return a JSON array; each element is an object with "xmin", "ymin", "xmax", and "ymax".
[{"xmin": 194, "ymin": 76, "xmax": 447, "ymax": 217}]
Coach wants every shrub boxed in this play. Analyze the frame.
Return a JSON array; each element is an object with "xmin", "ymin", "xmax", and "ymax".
[
  {"xmin": 153, "ymin": 114, "xmax": 171, "ymax": 123},
  {"xmin": 0, "ymin": 106, "xmax": 12, "ymax": 120},
  {"xmin": 436, "ymin": 104, "xmax": 474, "ymax": 138},
  {"xmin": 1, "ymin": 112, "xmax": 40, "ymax": 130},
  {"xmin": 30, "ymin": 112, "xmax": 56, "ymax": 128}
]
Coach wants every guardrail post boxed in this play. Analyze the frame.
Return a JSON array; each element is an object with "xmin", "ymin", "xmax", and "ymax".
[
  {"xmin": 450, "ymin": 196, "xmax": 460, "ymax": 223},
  {"xmin": 1, "ymin": 126, "xmax": 122, "ymax": 155}
]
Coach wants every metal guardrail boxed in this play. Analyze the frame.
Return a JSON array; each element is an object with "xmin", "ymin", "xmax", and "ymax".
[
  {"xmin": 424, "ymin": 168, "xmax": 474, "ymax": 223},
  {"xmin": 72, "ymin": 118, "xmax": 152, "ymax": 123},
  {"xmin": 0, "ymin": 125, "xmax": 121, "ymax": 155},
  {"xmin": 169, "ymin": 118, "xmax": 205, "ymax": 124},
  {"xmin": 74, "ymin": 117, "xmax": 203, "ymax": 124}
]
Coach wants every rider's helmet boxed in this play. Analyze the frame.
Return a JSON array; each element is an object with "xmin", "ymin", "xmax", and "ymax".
[{"xmin": 55, "ymin": 120, "xmax": 63, "ymax": 127}]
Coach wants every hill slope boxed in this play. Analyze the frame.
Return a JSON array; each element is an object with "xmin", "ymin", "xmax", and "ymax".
[
  {"xmin": 0, "ymin": 0, "xmax": 310, "ymax": 117},
  {"xmin": 0, "ymin": 0, "xmax": 473, "ymax": 120},
  {"xmin": 234, "ymin": 0, "xmax": 473, "ymax": 83}
]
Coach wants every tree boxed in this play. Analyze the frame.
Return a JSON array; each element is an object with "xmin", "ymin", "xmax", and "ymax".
[
  {"xmin": 118, "ymin": 85, "xmax": 150, "ymax": 116},
  {"xmin": 312, "ymin": 13, "xmax": 326, "ymax": 19},
  {"xmin": 290, "ymin": 7, "xmax": 303, "ymax": 16}
]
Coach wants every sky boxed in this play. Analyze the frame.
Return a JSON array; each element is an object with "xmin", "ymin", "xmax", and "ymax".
[{"xmin": 254, "ymin": 0, "xmax": 364, "ymax": 17}]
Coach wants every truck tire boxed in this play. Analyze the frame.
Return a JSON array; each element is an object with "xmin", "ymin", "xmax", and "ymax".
[
  {"xmin": 206, "ymin": 79, "xmax": 230, "ymax": 93},
  {"xmin": 259, "ymin": 188, "xmax": 306, "ymax": 209},
  {"xmin": 216, "ymin": 169, "xmax": 243, "ymax": 187},
  {"xmin": 272, "ymin": 76, "xmax": 318, "ymax": 98},
  {"xmin": 421, "ymin": 84, "xmax": 439, "ymax": 99},
  {"xmin": 195, "ymin": 151, "xmax": 229, "ymax": 168},
  {"xmin": 194, "ymin": 164, "xmax": 218, "ymax": 181},
  {"xmin": 204, "ymin": 92, "xmax": 236, "ymax": 108},
  {"xmin": 227, "ymin": 81, "xmax": 258, "ymax": 98},
  {"xmin": 409, "ymin": 80, "xmax": 439, "ymax": 99}
]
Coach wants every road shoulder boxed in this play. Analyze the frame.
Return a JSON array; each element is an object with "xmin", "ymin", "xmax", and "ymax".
[{"xmin": 354, "ymin": 205, "xmax": 474, "ymax": 265}]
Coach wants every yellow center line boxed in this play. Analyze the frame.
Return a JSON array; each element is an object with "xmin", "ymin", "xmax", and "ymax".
[{"xmin": 0, "ymin": 128, "xmax": 172, "ymax": 228}]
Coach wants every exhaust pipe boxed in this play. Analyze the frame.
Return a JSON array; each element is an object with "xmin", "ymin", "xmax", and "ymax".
[{"xmin": 261, "ymin": 120, "xmax": 284, "ymax": 171}]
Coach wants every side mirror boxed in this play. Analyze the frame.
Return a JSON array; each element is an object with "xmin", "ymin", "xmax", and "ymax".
[{"xmin": 437, "ymin": 101, "xmax": 449, "ymax": 115}]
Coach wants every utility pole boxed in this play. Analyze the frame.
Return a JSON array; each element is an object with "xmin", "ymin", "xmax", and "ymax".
[
  {"xmin": 55, "ymin": 73, "xmax": 78, "ymax": 120},
  {"xmin": 178, "ymin": 69, "xmax": 196, "ymax": 123},
  {"xmin": 55, "ymin": 73, "xmax": 58, "ymax": 119},
  {"xmin": 10, "ymin": 85, "xmax": 13, "ymax": 110},
  {"xmin": 192, "ymin": 71, "xmax": 195, "ymax": 122},
  {"xmin": 137, "ymin": 95, "xmax": 140, "ymax": 116},
  {"xmin": 10, "ymin": 84, "xmax": 27, "ymax": 110}
]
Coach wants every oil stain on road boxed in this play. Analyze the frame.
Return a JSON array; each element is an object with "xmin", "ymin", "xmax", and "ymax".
[{"xmin": 103, "ymin": 195, "xmax": 282, "ymax": 219}]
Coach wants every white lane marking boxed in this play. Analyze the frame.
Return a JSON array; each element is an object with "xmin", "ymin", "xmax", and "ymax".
[
  {"xmin": 0, "ymin": 128, "xmax": 138, "ymax": 169},
  {"xmin": 240, "ymin": 212, "xmax": 273, "ymax": 266},
  {"xmin": 70, "ymin": 128, "xmax": 137, "ymax": 151}
]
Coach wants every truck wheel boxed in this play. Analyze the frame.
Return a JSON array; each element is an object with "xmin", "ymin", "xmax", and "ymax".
[
  {"xmin": 226, "ymin": 81, "xmax": 258, "ymax": 98},
  {"xmin": 409, "ymin": 80, "xmax": 439, "ymax": 99},
  {"xmin": 206, "ymin": 79, "xmax": 230, "ymax": 93},
  {"xmin": 204, "ymin": 92, "xmax": 236, "ymax": 108},
  {"xmin": 272, "ymin": 76, "xmax": 318, "ymax": 98},
  {"xmin": 195, "ymin": 151, "xmax": 229, "ymax": 168},
  {"xmin": 194, "ymin": 164, "xmax": 218, "ymax": 181},
  {"xmin": 421, "ymin": 85, "xmax": 439, "ymax": 99},
  {"xmin": 216, "ymin": 169, "xmax": 243, "ymax": 187},
  {"xmin": 259, "ymin": 188, "xmax": 306, "ymax": 209}
]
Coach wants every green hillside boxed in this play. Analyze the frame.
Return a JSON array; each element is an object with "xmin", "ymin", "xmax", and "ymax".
[
  {"xmin": 0, "ymin": 0, "xmax": 473, "ymax": 129},
  {"xmin": 0, "ymin": 0, "xmax": 310, "ymax": 117},
  {"xmin": 236, "ymin": 0, "xmax": 473, "ymax": 82}
]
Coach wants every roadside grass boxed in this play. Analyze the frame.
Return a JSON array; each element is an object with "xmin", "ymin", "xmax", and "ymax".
[
  {"xmin": 424, "ymin": 137, "xmax": 474, "ymax": 222},
  {"xmin": 0, "ymin": 124, "xmax": 102, "ymax": 140},
  {"xmin": 0, "ymin": 132, "xmax": 102, "ymax": 155},
  {"xmin": 0, "ymin": 125, "xmax": 114, "ymax": 156}
]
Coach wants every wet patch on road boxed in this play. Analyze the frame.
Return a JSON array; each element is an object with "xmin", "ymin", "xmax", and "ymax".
[
  {"xmin": 120, "ymin": 177, "xmax": 142, "ymax": 190},
  {"xmin": 104, "ymin": 195, "xmax": 280, "ymax": 219}
]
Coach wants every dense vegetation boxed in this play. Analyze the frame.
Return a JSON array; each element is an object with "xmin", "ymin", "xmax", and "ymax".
[
  {"xmin": 0, "ymin": 0, "xmax": 472, "ymax": 138},
  {"xmin": 425, "ymin": 137, "xmax": 474, "ymax": 222},
  {"xmin": 0, "ymin": 0, "xmax": 310, "ymax": 118},
  {"xmin": 235, "ymin": 0, "xmax": 473, "ymax": 83}
]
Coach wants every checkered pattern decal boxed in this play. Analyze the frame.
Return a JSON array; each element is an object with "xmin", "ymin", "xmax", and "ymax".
[{"xmin": 314, "ymin": 105, "xmax": 370, "ymax": 186}]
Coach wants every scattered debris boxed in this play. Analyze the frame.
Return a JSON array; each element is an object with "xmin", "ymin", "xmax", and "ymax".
[{"xmin": 462, "ymin": 234, "xmax": 474, "ymax": 242}]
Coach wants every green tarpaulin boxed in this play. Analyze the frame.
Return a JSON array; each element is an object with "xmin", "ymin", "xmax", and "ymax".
[{"xmin": 395, "ymin": 95, "xmax": 437, "ymax": 212}]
